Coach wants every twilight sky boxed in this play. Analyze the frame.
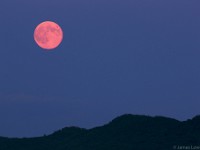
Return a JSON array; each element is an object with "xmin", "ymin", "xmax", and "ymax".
[{"xmin": 0, "ymin": 0, "xmax": 200, "ymax": 137}]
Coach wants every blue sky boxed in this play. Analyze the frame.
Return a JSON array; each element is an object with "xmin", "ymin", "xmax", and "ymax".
[{"xmin": 0, "ymin": 0, "xmax": 200, "ymax": 137}]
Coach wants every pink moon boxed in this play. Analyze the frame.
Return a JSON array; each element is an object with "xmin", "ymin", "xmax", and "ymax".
[{"xmin": 34, "ymin": 21, "xmax": 63, "ymax": 50}]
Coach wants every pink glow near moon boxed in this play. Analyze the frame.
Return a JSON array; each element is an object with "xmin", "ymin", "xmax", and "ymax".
[{"xmin": 34, "ymin": 21, "xmax": 63, "ymax": 50}]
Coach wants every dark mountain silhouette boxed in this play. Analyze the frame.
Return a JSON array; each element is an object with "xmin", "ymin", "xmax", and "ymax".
[{"xmin": 0, "ymin": 114, "xmax": 200, "ymax": 150}]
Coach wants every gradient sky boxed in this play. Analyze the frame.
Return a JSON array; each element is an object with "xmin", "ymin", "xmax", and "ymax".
[{"xmin": 0, "ymin": 0, "xmax": 200, "ymax": 137}]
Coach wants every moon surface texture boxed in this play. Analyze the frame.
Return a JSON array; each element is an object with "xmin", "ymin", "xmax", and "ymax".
[{"xmin": 34, "ymin": 21, "xmax": 63, "ymax": 50}]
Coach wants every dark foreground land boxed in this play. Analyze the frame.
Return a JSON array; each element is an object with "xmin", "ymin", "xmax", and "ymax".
[{"xmin": 0, "ymin": 114, "xmax": 200, "ymax": 150}]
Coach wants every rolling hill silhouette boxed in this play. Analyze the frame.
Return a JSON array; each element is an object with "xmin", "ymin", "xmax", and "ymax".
[{"xmin": 0, "ymin": 114, "xmax": 200, "ymax": 150}]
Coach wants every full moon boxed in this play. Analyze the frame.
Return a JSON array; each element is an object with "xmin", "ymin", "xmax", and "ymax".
[{"xmin": 34, "ymin": 21, "xmax": 63, "ymax": 50}]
